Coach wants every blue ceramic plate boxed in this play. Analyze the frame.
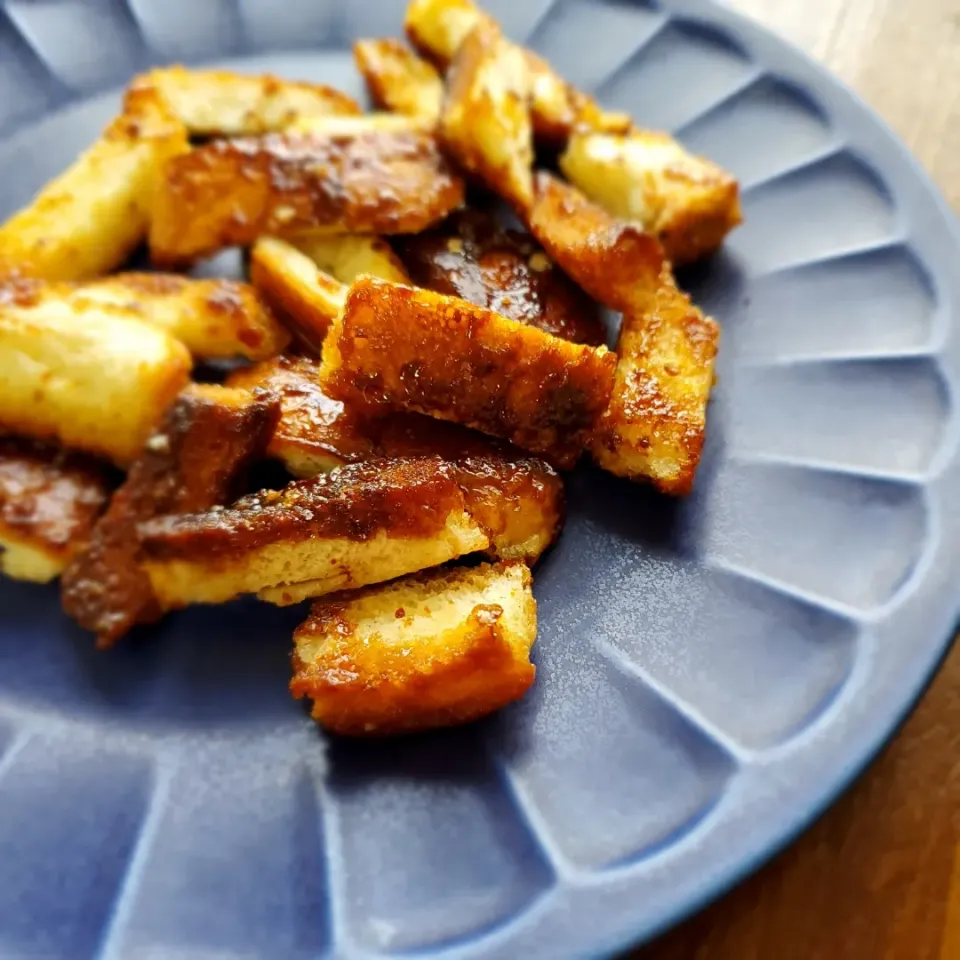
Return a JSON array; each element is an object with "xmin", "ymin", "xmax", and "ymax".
[{"xmin": 1, "ymin": 1, "xmax": 959, "ymax": 957}]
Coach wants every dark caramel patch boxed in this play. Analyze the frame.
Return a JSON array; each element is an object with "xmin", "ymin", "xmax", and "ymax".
[
  {"xmin": 61, "ymin": 384, "xmax": 280, "ymax": 647},
  {"xmin": 137, "ymin": 457, "xmax": 468, "ymax": 561},
  {"xmin": 0, "ymin": 436, "xmax": 109, "ymax": 559},
  {"xmin": 396, "ymin": 209, "xmax": 606, "ymax": 346}
]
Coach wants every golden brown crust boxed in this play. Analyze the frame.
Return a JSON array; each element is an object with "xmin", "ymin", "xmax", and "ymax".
[
  {"xmin": 559, "ymin": 129, "xmax": 741, "ymax": 264},
  {"xmin": 353, "ymin": 39, "xmax": 444, "ymax": 120},
  {"xmin": 141, "ymin": 66, "xmax": 361, "ymax": 136},
  {"xmin": 527, "ymin": 173, "xmax": 719, "ymax": 492},
  {"xmin": 138, "ymin": 457, "xmax": 469, "ymax": 562},
  {"xmin": 591, "ymin": 272, "xmax": 719, "ymax": 495},
  {"xmin": 291, "ymin": 560, "xmax": 536, "ymax": 736},
  {"xmin": 440, "ymin": 18, "xmax": 533, "ymax": 211},
  {"xmin": 0, "ymin": 280, "xmax": 193, "ymax": 466},
  {"xmin": 0, "ymin": 437, "xmax": 109, "ymax": 582},
  {"xmin": 248, "ymin": 237, "xmax": 345, "ymax": 354},
  {"xmin": 149, "ymin": 130, "xmax": 466, "ymax": 267},
  {"xmin": 0, "ymin": 83, "xmax": 188, "ymax": 283},
  {"xmin": 527, "ymin": 170, "xmax": 664, "ymax": 315},
  {"xmin": 60, "ymin": 385, "xmax": 280, "ymax": 647},
  {"xmin": 320, "ymin": 277, "xmax": 616, "ymax": 468},
  {"xmin": 396, "ymin": 209, "xmax": 606, "ymax": 345},
  {"xmin": 56, "ymin": 273, "xmax": 290, "ymax": 360}
]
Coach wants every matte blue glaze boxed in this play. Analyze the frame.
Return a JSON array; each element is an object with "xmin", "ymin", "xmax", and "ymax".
[{"xmin": 0, "ymin": 1, "xmax": 958, "ymax": 957}]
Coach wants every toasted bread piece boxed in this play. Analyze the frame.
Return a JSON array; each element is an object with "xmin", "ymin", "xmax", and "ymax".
[
  {"xmin": 249, "ymin": 237, "xmax": 346, "ymax": 353},
  {"xmin": 0, "ymin": 84, "xmax": 188, "ymax": 283},
  {"xmin": 405, "ymin": 0, "xmax": 630, "ymax": 143},
  {"xmin": 143, "ymin": 66, "xmax": 360, "ymax": 136},
  {"xmin": 138, "ymin": 458, "xmax": 491, "ymax": 608},
  {"xmin": 353, "ymin": 38, "xmax": 444, "ymax": 120},
  {"xmin": 61, "ymin": 384, "xmax": 280, "ymax": 647},
  {"xmin": 560, "ymin": 130, "xmax": 741, "ymax": 264},
  {"xmin": 592, "ymin": 267, "xmax": 719, "ymax": 495},
  {"xmin": 0, "ymin": 281, "xmax": 192, "ymax": 465},
  {"xmin": 320, "ymin": 277, "xmax": 616, "ymax": 468},
  {"xmin": 526, "ymin": 174, "xmax": 719, "ymax": 491},
  {"xmin": 440, "ymin": 18, "xmax": 533, "ymax": 210},
  {"xmin": 0, "ymin": 437, "xmax": 109, "ymax": 583},
  {"xmin": 291, "ymin": 560, "xmax": 536, "ymax": 735},
  {"xmin": 294, "ymin": 234, "xmax": 411, "ymax": 285},
  {"xmin": 51, "ymin": 273, "xmax": 290, "ymax": 360},
  {"xmin": 149, "ymin": 130, "xmax": 465, "ymax": 267},
  {"xmin": 227, "ymin": 354, "xmax": 377, "ymax": 476},
  {"xmin": 396, "ymin": 209, "xmax": 606, "ymax": 345},
  {"xmin": 527, "ymin": 170, "xmax": 664, "ymax": 315}
]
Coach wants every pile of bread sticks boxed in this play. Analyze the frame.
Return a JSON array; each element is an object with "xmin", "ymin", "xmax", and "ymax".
[{"xmin": 0, "ymin": 0, "xmax": 740, "ymax": 736}]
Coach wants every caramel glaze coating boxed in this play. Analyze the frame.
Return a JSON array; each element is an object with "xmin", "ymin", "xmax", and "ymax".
[
  {"xmin": 321, "ymin": 277, "xmax": 616, "ymax": 469},
  {"xmin": 227, "ymin": 354, "xmax": 376, "ymax": 474},
  {"xmin": 395, "ymin": 209, "xmax": 607, "ymax": 346},
  {"xmin": 149, "ymin": 130, "xmax": 466, "ymax": 267},
  {"xmin": 61, "ymin": 385, "xmax": 280, "ymax": 647},
  {"xmin": 138, "ymin": 453, "xmax": 562, "ymax": 566},
  {"xmin": 0, "ymin": 436, "xmax": 110, "ymax": 562},
  {"xmin": 138, "ymin": 457, "xmax": 468, "ymax": 561}
]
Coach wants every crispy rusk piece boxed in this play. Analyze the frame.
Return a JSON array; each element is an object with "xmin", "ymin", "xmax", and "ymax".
[
  {"xmin": 592, "ymin": 269, "xmax": 719, "ymax": 495},
  {"xmin": 0, "ymin": 84, "xmax": 188, "ymax": 283},
  {"xmin": 527, "ymin": 170, "xmax": 664, "ymax": 315},
  {"xmin": 288, "ymin": 113, "xmax": 436, "ymax": 135},
  {"xmin": 267, "ymin": 451, "xmax": 561, "ymax": 602},
  {"xmin": 0, "ymin": 281, "xmax": 191, "ymax": 465},
  {"xmin": 353, "ymin": 38, "xmax": 444, "ymax": 120},
  {"xmin": 57, "ymin": 273, "xmax": 290, "ymax": 360},
  {"xmin": 150, "ymin": 130, "xmax": 465, "ymax": 266},
  {"xmin": 0, "ymin": 437, "xmax": 109, "ymax": 583},
  {"xmin": 294, "ymin": 233, "xmax": 411, "ymax": 285},
  {"xmin": 320, "ymin": 277, "xmax": 615, "ymax": 468},
  {"xmin": 396, "ymin": 209, "xmax": 605, "ymax": 345},
  {"xmin": 249, "ymin": 237, "xmax": 346, "ymax": 352},
  {"xmin": 143, "ymin": 66, "xmax": 360, "ymax": 136},
  {"xmin": 137, "ymin": 458, "xmax": 491, "ymax": 608},
  {"xmin": 560, "ymin": 130, "xmax": 741, "ymax": 264},
  {"xmin": 61, "ymin": 385, "xmax": 280, "ymax": 647},
  {"xmin": 227, "ymin": 354, "xmax": 377, "ymax": 476},
  {"xmin": 405, "ymin": 0, "xmax": 629, "ymax": 142},
  {"xmin": 291, "ymin": 560, "xmax": 536, "ymax": 736},
  {"xmin": 441, "ymin": 18, "xmax": 533, "ymax": 210}
]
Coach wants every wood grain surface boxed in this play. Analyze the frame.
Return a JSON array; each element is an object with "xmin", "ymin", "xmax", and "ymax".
[{"xmin": 633, "ymin": 2, "xmax": 960, "ymax": 958}]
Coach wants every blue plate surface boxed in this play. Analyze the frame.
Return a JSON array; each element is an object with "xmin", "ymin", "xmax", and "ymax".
[{"xmin": 1, "ymin": 1, "xmax": 959, "ymax": 957}]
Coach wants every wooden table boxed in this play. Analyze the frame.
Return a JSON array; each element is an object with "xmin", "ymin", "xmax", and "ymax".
[{"xmin": 633, "ymin": 3, "xmax": 960, "ymax": 958}]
